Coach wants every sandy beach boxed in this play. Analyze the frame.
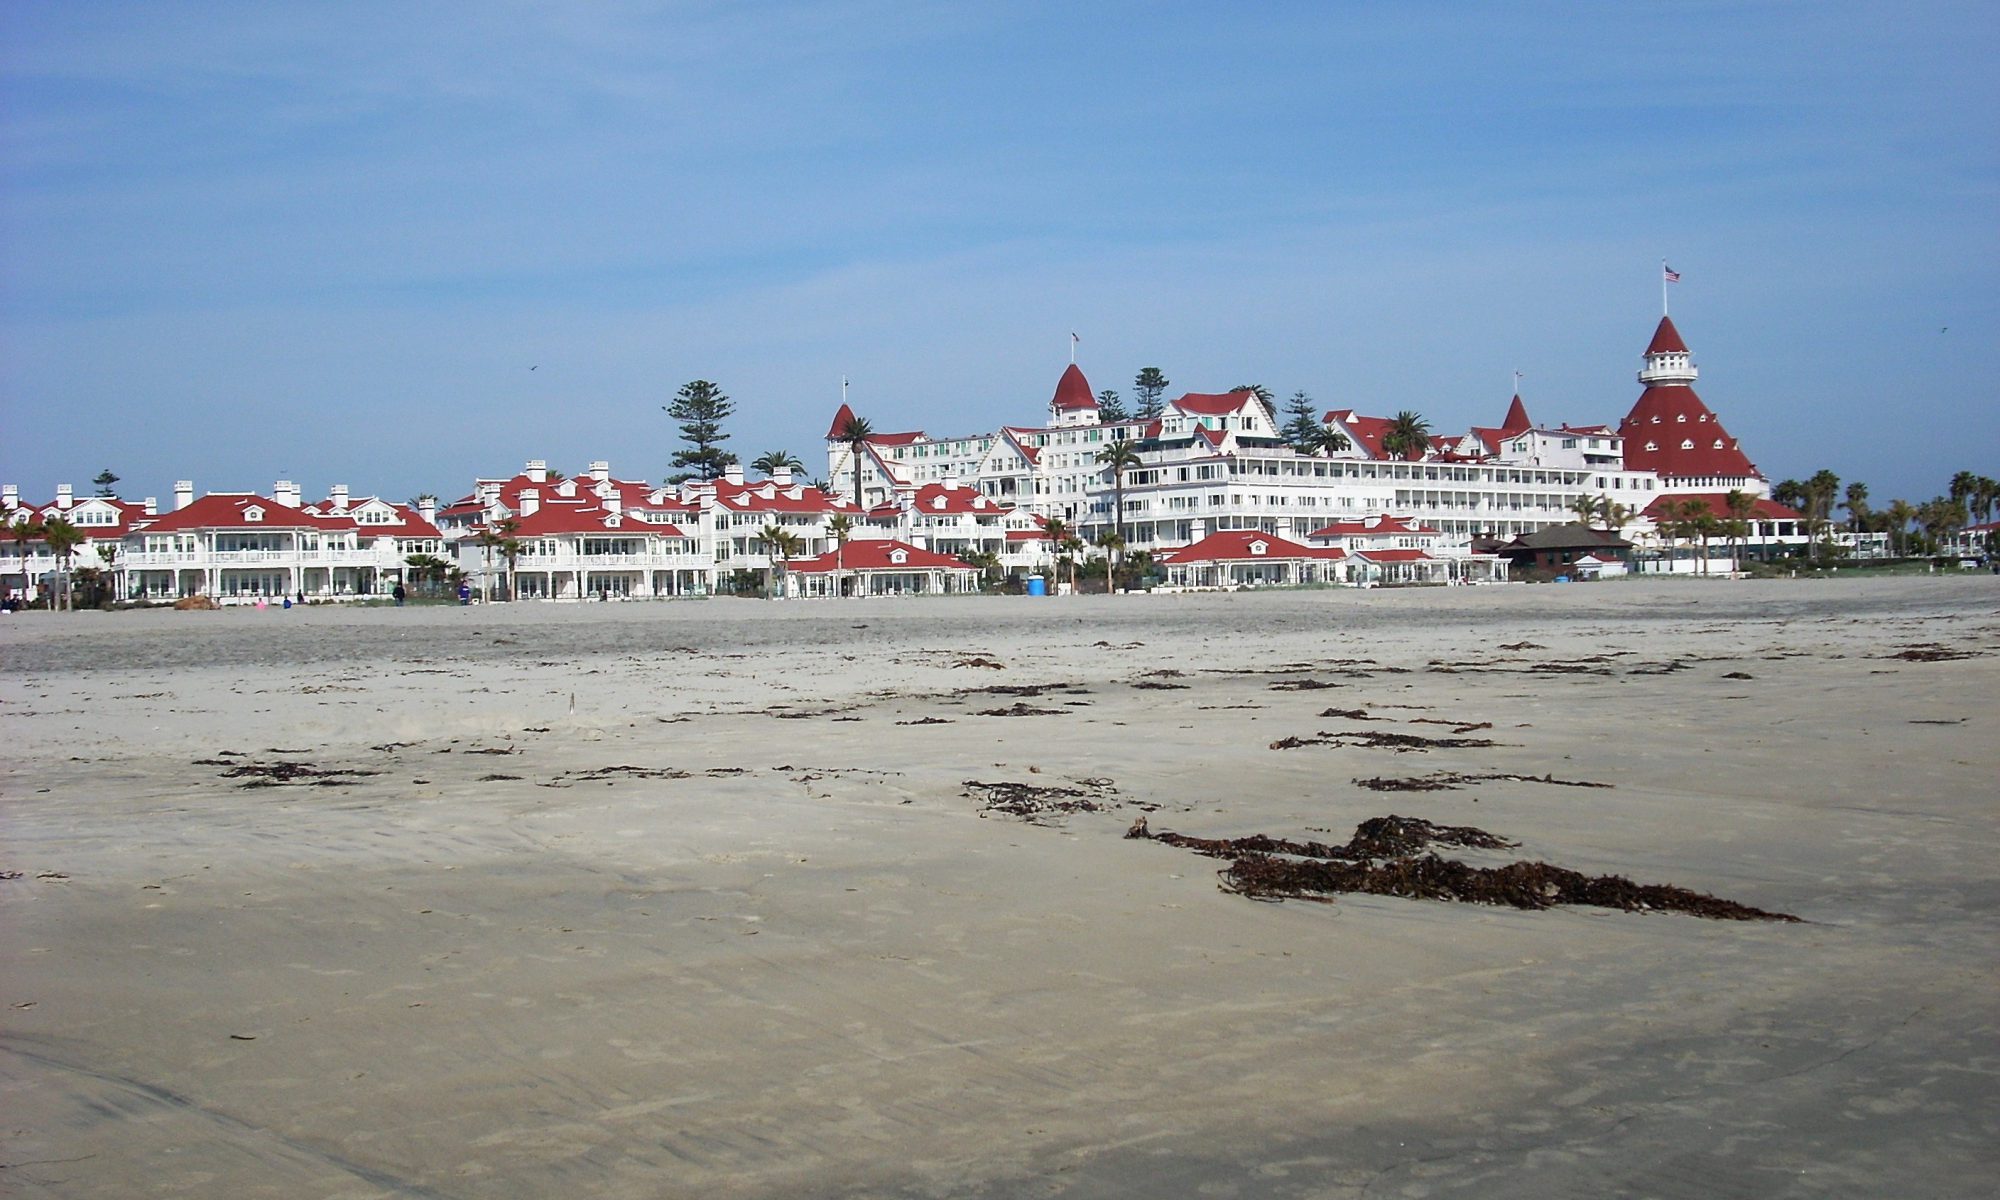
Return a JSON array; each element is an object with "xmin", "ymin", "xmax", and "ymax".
[{"xmin": 3, "ymin": 577, "xmax": 1996, "ymax": 1198}]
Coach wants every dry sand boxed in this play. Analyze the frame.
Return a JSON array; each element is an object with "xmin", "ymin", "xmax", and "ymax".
[{"xmin": 2, "ymin": 578, "xmax": 1996, "ymax": 1198}]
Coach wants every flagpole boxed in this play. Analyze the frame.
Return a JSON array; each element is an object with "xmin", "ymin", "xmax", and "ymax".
[{"xmin": 1661, "ymin": 259, "xmax": 1669, "ymax": 317}]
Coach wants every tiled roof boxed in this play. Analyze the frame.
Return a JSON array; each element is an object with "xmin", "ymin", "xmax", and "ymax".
[
  {"xmin": 1646, "ymin": 315, "xmax": 1689, "ymax": 356},
  {"xmin": 1050, "ymin": 363, "xmax": 1097, "ymax": 411},
  {"xmin": 789, "ymin": 539, "xmax": 977, "ymax": 573},
  {"xmin": 1617, "ymin": 386, "xmax": 1758, "ymax": 478}
]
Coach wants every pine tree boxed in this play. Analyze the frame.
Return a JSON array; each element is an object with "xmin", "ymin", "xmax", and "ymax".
[
  {"xmin": 664, "ymin": 380, "xmax": 738, "ymax": 483},
  {"xmin": 1281, "ymin": 390, "xmax": 1319, "ymax": 452},
  {"xmin": 1096, "ymin": 389, "xmax": 1129, "ymax": 423},
  {"xmin": 92, "ymin": 469, "xmax": 120, "ymax": 497},
  {"xmin": 1133, "ymin": 368, "xmax": 1170, "ymax": 420}
]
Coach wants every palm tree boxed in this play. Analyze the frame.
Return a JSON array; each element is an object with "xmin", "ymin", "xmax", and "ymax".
[
  {"xmin": 1685, "ymin": 502, "xmax": 1717, "ymax": 575},
  {"xmin": 1058, "ymin": 534, "xmax": 1085, "ymax": 592},
  {"xmin": 1095, "ymin": 439, "xmax": 1142, "ymax": 551},
  {"xmin": 472, "ymin": 525, "xmax": 502, "ymax": 602},
  {"xmin": 826, "ymin": 512, "xmax": 854, "ymax": 599},
  {"xmin": 1843, "ymin": 481, "xmax": 1870, "ymax": 532},
  {"xmin": 41, "ymin": 517, "xmax": 84, "ymax": 610},
  {"xmin": 751, "ymin": 450, "xmax": 805, "ymax": 478},
  {"xmin": 405, "ymin": 553, "xmax": 451, "ymax": 597},
  {"xmin": 1038, "ymin": 516, "xmax": 1074, "ymax": 591},
  {"xmin": 1805, "ymin": 470, "xmax": 1841, "ymax": 565},
  {"xmin": 1724, "ymin": 489, "xmax": 1758, "ymax": 571},
  {"xmin": 1380, "ymin": 411, "xmax": 1432, "ymax": 461},
  {"xmin": 836, "ymin": 414, "xmax": 874, "ymax": 511},
  {"xmin": 1885, "ymin": 499, "xmax": 1917, "ymax": 557},
  {"xmin": 758, "ymin": 523, "xmax": 802, "ymax": 597},
  {"xmin": 1570, "ymin": 495, "xmax": 1604, "ymax": 528},
  {"xmin": 9, "ymin": 515, "xmax": 44, "ymax": 604},
  {"xmin": 1094, "ymin": 530, "xmax": 1126, "ymax": 593},
  {"xmin": 1949, "ymin": 470, "xmax": 1978, "ymax": 522},
  {"xmin": 98, "ymin": 541, "xmax": 121, "ymax": 603},
  {"xmin": 1314, "ymin": 426, "xmax": 1353, "ymax": 456},
  {"xmin": 494, "ymin": 517, "xmax": 525, "ymax": 601},
  {"xmin": 1602, "ymin": 500, "xmax": 1633, "ymax": 533}
]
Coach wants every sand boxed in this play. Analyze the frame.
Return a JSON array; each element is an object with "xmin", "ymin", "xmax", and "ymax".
[{"xmin": 3, "ymin": 577, "xmax": 1996, "ymax": 1198}]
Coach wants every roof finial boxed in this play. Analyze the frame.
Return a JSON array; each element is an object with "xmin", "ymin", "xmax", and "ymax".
[{"xmin": 1070, "ymin": 331, "xmax": 1078, "ymax": 365}]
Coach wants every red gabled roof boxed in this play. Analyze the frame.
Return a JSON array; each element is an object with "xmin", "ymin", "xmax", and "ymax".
[
  {"xmin": 1646, "ymin": 316, "xmax": 1688, "ymax": 356},
  {"xmin": 906, "ymin": 483, "xmax": 1013, "ymax": 516},
  {"xmin": 1050, "ymin": 363, "xmax": 1097, "ymax": 411},
  {"xmin": 1172, "ymin": 391, "xmax": 1258, "ymax": 417},
  {"xmin": 708, "ymin": 479, "xmax": 859, "ymax": 515},
  {"xmin": 139, "ymin": 494, "xmax": 354, "ymax": 534},
  {"xmin": 22, "ymin": 496, "xmax": 154, "ymax": 540},
  {"xmin": 1639, "ymin": 492, "xmax": 1799, "ymax": 521},
  {"xmin": 790, "ymin": 539, "xmax": 976, "ymax": 573},
  {"xmin": 1307, "ymin": 514, "xmax": 1439, "ymax": 539},
  {"xmin": 1617, "ymin": 386, "xmax": 1758, "ymax": 479},
  {"xmin": 1500, "ymin": 394, "xmax": 1531, "ymax": 436},
  {"xmin": 1325, "ymin": 410, "xmax": 1395, "ymax": 459},
  {"xmin": 1166, "ymin": 530, "xmax": 1345, "ymax": 563}
]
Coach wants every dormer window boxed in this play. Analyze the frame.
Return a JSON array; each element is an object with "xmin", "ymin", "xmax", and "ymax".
[
  {"xmin": 1712, "ymin": 439, "xmax": 1725, "ymax": 449},
  {"xmin": 1681, "ymin": 439, "xmax": 1695, "ymax": 450},
  {"xmin": 889, "ymin": 548, "xmax": 908, "ymax": 565},
  {"xmin": 244, "ymin": 506, "xmax": 265, "ymax": 522},
  {"xmin": 1676, "ymin": 413, "xmax": 1687, "ymax": 423},
  {"xmin": 1249, "ymin": 540, "xmax": 1268, "ymax": 556}
]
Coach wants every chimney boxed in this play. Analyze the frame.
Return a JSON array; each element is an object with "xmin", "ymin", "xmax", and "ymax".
[
  {"xmin": 944, "ymin": 471, "xmax": 959, "ymax": 491},
  {"xmin": 55, "ymin": 483, "xmax": 73, "ymax": 510},
  {"xmin": 526, "ymin": 459, "xmax": 548, "ymax": 485},
  {"xmin": 144, "ymin": 497, "xmax": 158, "ymax": 516},
  {"xmin": 175, "ymin": 480, "xmax": 194, "ymax": 511},
  {"xmin": 329, "ymin": 484, "xmax": 350, "ymax": 511},
  {"xmin": 419, "ymin": 495, "xmax": 436, "ymax": 524},
  {"xmin": 604, "ymin": 493, "xmax": 622, "ymax": 515},
  {"xmin": 519, "ymin": 487, "xmax": 541, "ymax": 517},
  {"xmin": 589, "ymin": 460, "xmax": 610, "ymax": 483},
  {"xmin": 724, "ymin": 463, "xmax": 744, "ymax": 486},
  {"xmin": 478, "ymin": 482, "xmax": 501, "ymax": 506},
  {"xmin": 773, "ymin": 467, "xmax": 793, "ymax": 486},
  {"xmin": 274, "ymin": 480, "xmax": 300, "ymax": 507},
  {"xmin": 3, "ymin": 484, "xmax": 19, "ymax": 510}
]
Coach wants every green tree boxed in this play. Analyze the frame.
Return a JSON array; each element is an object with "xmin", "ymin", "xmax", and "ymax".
[
  {"xmin": 758, "ymin": 523, "xmax": 802, "ymax": 597},
  {"xmin": 404, "ymin": 553, "xmax": 451, "ymax": 595},
  {"xmin": 1805, "ymin": 469, "xmax": 1841, "ymax": 564},
  {"xmin": 1313, "ymin": 426, "xmax": 1353, "ymax": 457},
  {"xmin": 1133, "ymin": 367, "xmax": 1170, "ymax": 420},
  {"xmin": 1948, "ymin": 470, "xmax": 1977, "ymax": 521},
  {"xmin": 1230, "ymin": 384, "xmax": 1273, "ymax": 404},
  {"xmin": 10, "ymin": 516, "xmax": 44, "ymax": 604},
  {"xmin": 1095, "ymin": 439, "xmax": 1143, "ymax": 549},
  {"xmin": 1381, "ymin": 411, "xmax": 1433, "ymax": 461},
  {"xmin": 1724, "ymin": 489, "xmax": 1758, "ymax": 571},
  {"xmin": 41, "ymin": 517, "xmax": 84, "ymax": 610},
  {"xmin": 836, "ymin": 413, "xmax": 875, "ymax": 510},
  {"xmin": 92, "ymin": 469, "xmax": 120, "ymax": 497},
  {"xmin": 1281, "ymin": 390, "xmax": 1319, "ymax": 453},
  {"xmin": 1093, "ymin": 530, "xmax": 1126, "ymax": 593},
  {"xmin": 1570, "ymin": 494, "xmax": 1604, "ymax": 528},
  {"xmin": 1884, "ymin": 498, "xmax": 1917, "ymax": 557},
  {"xmin": 1096, "ymin": 389, "xmax": 1129, "ymax": 423},
  {"xmin": 826, "ymin": 512, "xmax": 854, "ymax": 598},
  {"xmin": 751, "ymin": 449, "xmax": 804, "ymax": 477},
  {"xmin": 1843, "ymin": 481, "xmax": 1870, "ymax": 532},
  {"xmin": 97, "ymin": 541, "xmax": 121, "ymax": 602},
  {"xmin": 664, "ymin": 380, "xmax": 738, "ymax": 482},
  {"xmin": 493, "ymin": 517, "xmax": 525, "ymax": 601}
]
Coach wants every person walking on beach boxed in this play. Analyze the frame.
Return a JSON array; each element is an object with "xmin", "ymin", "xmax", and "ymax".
[
  {"xmin": 393, "ymin": 582, "xmax": 407, "ymax": 606},
  {"xmin": 458, "ymin": 581, "xmax": 472, "ymax": 606}
]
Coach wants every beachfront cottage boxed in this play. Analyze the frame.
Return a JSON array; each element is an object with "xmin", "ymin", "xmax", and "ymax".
[
  {"xmin": 1498, "ymin": 524, "xmax": 1635, "ymax": 578},
  {"xmin": 1156, "ymin": 530, "xmax": 1350, "ymax": 589},
  {"xmin": 785, "ymin": 538, "xmax": 982, "ymax": 597},
  {"xmin": 118, "ymin": 483, "xmax": 444, "ymax": 602}
]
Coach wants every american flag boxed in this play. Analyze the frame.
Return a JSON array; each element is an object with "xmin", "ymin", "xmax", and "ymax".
[{"xmin": 1663, "ymin": 264, "xmax": 1682, "ymax": 283}]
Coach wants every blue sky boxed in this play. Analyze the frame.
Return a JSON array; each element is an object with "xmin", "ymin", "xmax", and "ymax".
[{"xmin": 3, "ymin": 1, "xmax": 1994, "ymax": 507}]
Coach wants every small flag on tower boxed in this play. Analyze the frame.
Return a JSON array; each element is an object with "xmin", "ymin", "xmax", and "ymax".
[{"xmin": 1663, "ymin": 264, "xmax": 1681, "ymax": 283}]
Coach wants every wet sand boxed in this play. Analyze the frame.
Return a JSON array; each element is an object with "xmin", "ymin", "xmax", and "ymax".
[{"xmin": 3, "ymin": 578, "xmax": 1996, "ymax": 1198}]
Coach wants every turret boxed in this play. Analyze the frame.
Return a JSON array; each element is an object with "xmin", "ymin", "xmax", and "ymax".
[{"xmin": 1638, "ymin": 316, "xmax": 1698, "ymax": 387}]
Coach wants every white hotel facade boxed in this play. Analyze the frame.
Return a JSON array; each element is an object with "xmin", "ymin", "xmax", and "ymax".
[{"xmin": 4, "ymin": 315, "xmax": 1801, "ymax": 602}]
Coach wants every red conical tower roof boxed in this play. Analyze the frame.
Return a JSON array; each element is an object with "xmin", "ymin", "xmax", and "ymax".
[
  {"xmin": 1050, "ymin": 363, "xmax": 1096, "ymax": 411},
  {"xmin": 825, "ymin": 402, "xmax": 857, "ymax": 440},
  {"xmin": 1645, "ymin": 315, "xmax": 1688, "ymax": 356},
  {"xmin": 1500, "ymin": 394, "xmax": 1531, "ymax": 436}
]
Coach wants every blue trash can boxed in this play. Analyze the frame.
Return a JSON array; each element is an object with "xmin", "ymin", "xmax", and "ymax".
[{"xmin": 1026, "ymin": 577, "xmax": 1047, "ymax": 596}]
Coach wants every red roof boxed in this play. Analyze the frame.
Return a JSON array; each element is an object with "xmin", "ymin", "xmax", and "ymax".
[
  {"xmin": 790, "ymin": 539, "xmax": 976, "ymax": 573},
  {"xmin": 1307, "ymin": 514, "xmax": 1439, "ymax": 539},
  {"xmin": 19, "ymin": 496, "xmax": 154, "ymax": 540},
  {"xmin": 866, "ymin": 431, "xmax": 926, "ymax": 447},
  {"xmin": 1617, "ymin": 386, "xmax": 1758, "ymax": 479},
  {"xmin": 1172, "ymin": 392, "xmax": 1258, "ymax": 417},
  {"xmin": 904, "ymin": 483, "xmax": 1013, "ymax": 516},
  {"xmin": 1050, "ymin": 363, "xmax": 1096, "ymax": 411},
  {"xmin": 1639, "ymin": 493, "xmax": 1799, "ymax": 521},
  {"xmin": 709, "ymin": 479, "xmax": 858, "ymax": 515},
  {"xmin": 1645, "ymin": 316, "xmax": 1689, "ymax": 356},
  {"xmin": 1500, "ymin": 394, "xmax": 1531, "ymax": 436},
  {"xmin": 1324, "ymin": 410, "xmax": 1395, "ymax": 459},
  {"xmin": 488, "ymin": 501, "xmax": 687, "ymax": 538},
  {"xmin": 826, "ymin": 403, "xmax": 858, "ymax": 440},
  {"xmin": 139, "ymin": 494, "xmax": 353, "ymax": 534},
  {"xmin": 1165, "ymin": 530, "xmax": 1345, "ymax": 564}
]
